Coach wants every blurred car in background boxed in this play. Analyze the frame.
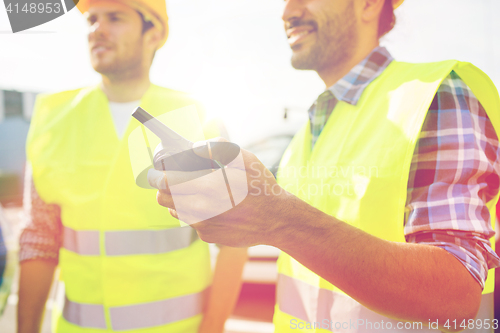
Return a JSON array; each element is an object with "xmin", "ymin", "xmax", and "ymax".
[
  {"xmin": 0, "ymin": 171, "xmax": 22, "ymax": 206},
  {"xmin": 244, "ymin": 135, "xmax": 294, "ymax": 177},
  {"xmin": 0, "ymin": 89, "xmax": 33, "ymax": 207}
]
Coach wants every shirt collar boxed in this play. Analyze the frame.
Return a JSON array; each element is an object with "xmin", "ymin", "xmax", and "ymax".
[{"xmin": 327, "ymin": 46, "xmax": 394, "ymax": 106}]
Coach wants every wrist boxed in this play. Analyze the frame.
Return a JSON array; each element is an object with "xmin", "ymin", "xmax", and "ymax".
[
  {"xmin": 259, "ymin": 189, "xmax": 287, "ymax": 247},
  {"xmin": 262, "ymin": 190, "xmax": 304, "ymax": 248},
  {"xmin": 265, "ymin": 191, "xmax": 331, "ymax": 252}
]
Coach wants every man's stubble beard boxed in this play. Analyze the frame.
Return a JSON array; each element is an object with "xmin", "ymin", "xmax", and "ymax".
[
  {"xmin": 291, "ymin": 2, "xmax": 358, "ymax": 73},
  {"xmin": 92, "ymin": 37, "xmax": 145, "ymax": 79}
]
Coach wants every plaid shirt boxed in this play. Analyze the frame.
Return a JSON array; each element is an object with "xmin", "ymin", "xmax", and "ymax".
[
  {"xmin": 308, "ymin": 46, "xmax": 500, "ymax": 289},
  {"xmin": 19, "ymin": 166, "xmax": 62, "ymax": 263}
]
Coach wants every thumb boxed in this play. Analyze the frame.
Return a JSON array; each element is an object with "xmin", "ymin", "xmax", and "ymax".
[
  {"xmin": 192, "ymin": 138, "xmax": 240, "ymax": 165},
  {"xmin": 147, "ymin": 169, "xmax": 168, "ymax": 190},
  {"xmin": 192, "ymin": 137, "xmax": 229, "ymax": 150}
]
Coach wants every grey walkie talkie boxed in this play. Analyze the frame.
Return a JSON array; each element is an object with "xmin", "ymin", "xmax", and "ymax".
[
  {"xmin": 132, "ymin": 107, "xmax": 242, "ymax": 208},
  {"xmin": 131, "ymin": 107, "xmax": 239, "ymax": 172}
]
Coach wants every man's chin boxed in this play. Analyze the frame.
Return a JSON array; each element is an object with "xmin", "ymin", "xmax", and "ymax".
[
  {"xmin": 91, "ymin": 61, "xmax": 117, "ymax": 75},
  {"xmin": 291, "ymin": 52, "xmax": 318, "ymax": 70}
]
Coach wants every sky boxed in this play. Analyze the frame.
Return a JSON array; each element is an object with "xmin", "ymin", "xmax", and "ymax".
[{"xmin": 0, "ymin": 0, "xmax": 499, "ymax": 145}]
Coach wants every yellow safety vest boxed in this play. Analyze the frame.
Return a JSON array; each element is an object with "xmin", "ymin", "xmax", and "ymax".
[
  {"xmin": 27, "ymin": 84, "xmax": 212, "ymax": 332},
  {"xmin": 275, "ymin": 61, "xmax": 500, "ymax": 332}
]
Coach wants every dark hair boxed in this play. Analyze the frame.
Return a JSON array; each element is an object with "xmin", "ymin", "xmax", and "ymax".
[
  {"xmin": 136, "ymin": 11, "xmax": 155, "ymax": 34},
  {"xmin": 378, "ymin": 0, "xmax": 396, "ymax": 38}
]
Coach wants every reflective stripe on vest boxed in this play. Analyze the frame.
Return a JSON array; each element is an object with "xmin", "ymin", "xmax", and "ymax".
[
  {"xmin": 63, "ymin": 227, "xmax": 100, "ymax": 255},
  {"xmin": 63, "ymin": 226, "xmax": 197, "ymax": 256},
  {"xmin": 63, "ymin": 289, "xmax": 208, "ymax": 330},
  {"xmin": 277, "ymin": 274, "xmax": 494, "ymax": 333},
  {"xmin": 62, "ymin": 295, "xmax": 106, "ymax": 329}
]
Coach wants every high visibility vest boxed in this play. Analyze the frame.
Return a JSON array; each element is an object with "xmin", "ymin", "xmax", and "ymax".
[
  {"xmin": 27, "ymin": 84, "xmax": 213, "ymax": 332},
  {"xmin": 275, "ymin": 61, "xmax": 500, "ymax": 332}
]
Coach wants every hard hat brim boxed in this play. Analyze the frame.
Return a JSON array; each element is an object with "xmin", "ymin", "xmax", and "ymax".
[
  {"xmin": 393, "ymin": 0, "xmax": 404, "ymax": 9},
  {"xmin": 76, "ymin": 0, "xmax": 168, "ymax": 49}
]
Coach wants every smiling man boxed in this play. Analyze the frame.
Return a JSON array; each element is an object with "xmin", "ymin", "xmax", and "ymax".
[
  {"xmin": 17, "ymin": 1, "xmax": 247, "ymax": 333},
  {"xmin": 151, "ymin": 0, "xmax": 500, "ymax": 332}
]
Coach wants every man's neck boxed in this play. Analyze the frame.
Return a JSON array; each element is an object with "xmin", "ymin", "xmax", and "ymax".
[
  {"xmin": 100, "ymin": 73, "xmax": 151, "ymax": 103},
  {"xmin": 318, "ymin": 41, "xmax": 379, "ymax": 89}
]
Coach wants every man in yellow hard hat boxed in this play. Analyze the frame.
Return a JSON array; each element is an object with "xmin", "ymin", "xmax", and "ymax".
[
  {"xmin": 151, "ymin": 0, "xmax": 500, "ymax": 331},
  {"xmin": 17, "ymin": 1, "xmax": 247, "ymax": 332}
]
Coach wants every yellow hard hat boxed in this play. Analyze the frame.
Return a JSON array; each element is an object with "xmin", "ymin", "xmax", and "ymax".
[
  {"xmin": 76, "ymin": 0, "xmax": 169, "ymax": 49},
  {"xmin": 393, "ymin": 0, "xmax": 404, "ymax": 9}
]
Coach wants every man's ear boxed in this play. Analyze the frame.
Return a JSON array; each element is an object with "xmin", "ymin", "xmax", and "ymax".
[
  {"xmin": 144, "ymin": 26, "xmax": 163, "ymax": 51},
  {"xmin": 360, "ymin": 0, "xmax": 385, "ymax": 24}
]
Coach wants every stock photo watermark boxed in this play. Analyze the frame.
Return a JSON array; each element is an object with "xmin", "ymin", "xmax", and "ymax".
[
  {"xmin": 290, "ymin": 318, "xmax": 499, "ymax": 331},
  {"xmin": 3, "ymin": 0, "xmax": 79, "ymax": 33},
  {"xmin": 250, "ymin": 162, "xmax": 379, "ymax": 199}
]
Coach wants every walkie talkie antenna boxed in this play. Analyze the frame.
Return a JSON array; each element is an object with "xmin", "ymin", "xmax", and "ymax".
[
  {"xmin": 132, "ymin": 107, "xmax": 193, "ymax": 152},
  {"xmin": 132, "ymin": 107, "xmax": 220, "ymax": 172}
]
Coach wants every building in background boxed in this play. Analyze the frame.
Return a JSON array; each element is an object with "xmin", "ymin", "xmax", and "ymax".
[{"xmin": 0, "ymin": 90, "xmax": 36, "ymax": 205}]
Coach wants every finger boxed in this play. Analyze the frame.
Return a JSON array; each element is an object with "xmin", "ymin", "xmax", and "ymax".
[
  {"xmin": 168, "ymin": 208, "xmax": 179, "ymax": 220},
  {"xmin": 148, "ymin": 169, "xmax": 168, "ymax": 190},
  {"xmin": 156, "ymin": 190, "xmax": 175, "ymax": 209},
  {"xmin": 163, "ymin": 169, "xmax": 212, "ymax": 187}
]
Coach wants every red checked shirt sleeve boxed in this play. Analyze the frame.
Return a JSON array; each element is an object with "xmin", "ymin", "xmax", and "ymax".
[
  {"xmin": 19, "ymin": 164, "xmax": 63, "ymax": 264},
  {"xmin": 405, "ymin": 71, "xmax": 500, "ymax": 289}
]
